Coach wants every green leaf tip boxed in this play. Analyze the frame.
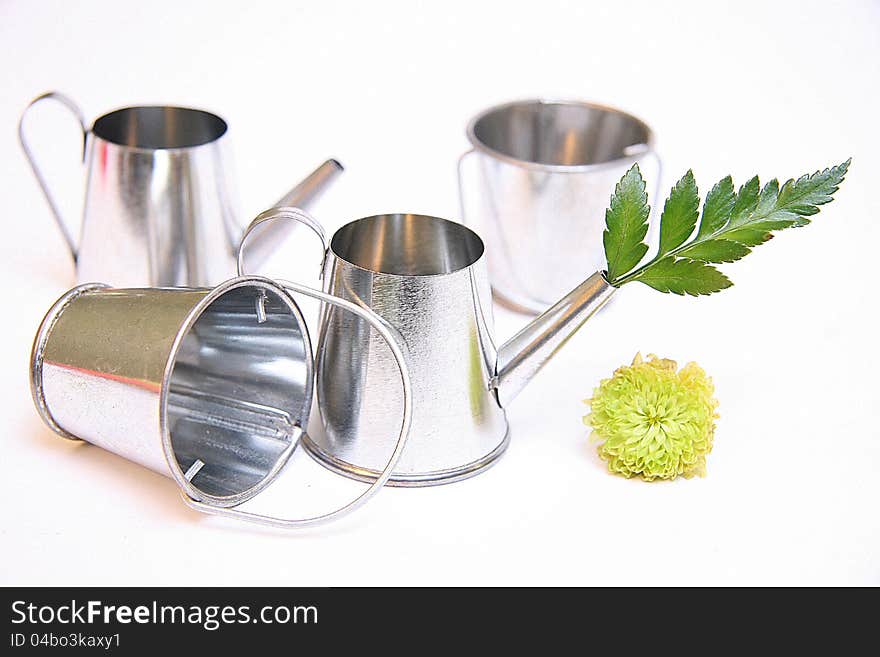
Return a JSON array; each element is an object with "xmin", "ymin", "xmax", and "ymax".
[
  {"xmin": 603, "ymin": 163, "xmax": 650, "ymax": 282},
  {"xmin": 603, "ymin": 159, "xmax": 850, "ymax": 296},
  {"xmin": 657, "ymin": 170, "xmax": 699, "ymax": 257}
]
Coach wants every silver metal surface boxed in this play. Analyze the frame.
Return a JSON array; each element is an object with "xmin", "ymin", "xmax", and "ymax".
[
  {"xmin": 238, "ymin": 159, "xmax": 343, "ymax": 269},
  {"xmin": 492, "ymin": 271, "xmax": 615, "ymax": 407},
  {"xmin": 459, "ymin": 98, "xmax": 659, "ymax": 314},
  {"xmin": 31, "ymin": 278, "xmax": 312, "ymax": 506},
  {"xmin": 183, "ymin": 277, "xmax": 414, "ymax": 529},
  {"xmin": 30, "ymin": 276, "xmax": 413, "ymax": 528},
  {"xmin": 19, "ymin": 91, "xmax": 342, "ymax": 287},
  {"xmin": 239, "ymin": 209, "xmax": 615, "ymax": 486},
  {"xmin": 237, "ymin": 206, "xmax": 330, "ymax": 279}
]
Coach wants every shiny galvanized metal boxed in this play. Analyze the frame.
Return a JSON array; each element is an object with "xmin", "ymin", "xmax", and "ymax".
[
  {"xmin": 459, "ymin": 98, "xmax": 659, "ymax": 314},
  {"xmin": 239, "ymin": 209, "xmax": 615, "ymax": 486},
  {"xmin": 19, "ymin": 91, "xmax": 342, "ymax": 288},
  {"xmin": 29, "ymin": 276, "xmax": 413, "ymax": 528}
]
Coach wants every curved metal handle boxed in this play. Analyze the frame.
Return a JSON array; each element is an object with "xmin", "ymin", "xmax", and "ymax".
[
  {"xmin": 237, "ymin": 206, "xmax": 329, "ymax": 279},
  {"xmin": 240, "ymin": 160, "xmax": 344, "ymax": 268},
  {"xmin": 18, "ymin": 91, "xmax": 88, "ymax": 262},
  {"xmin": 182, "ymin": 278, "xmax": 413, "ymax": 529},
  {"xmin": 456, "ymin": 148, "xmax": 476, "ymax": 226},
  {"xmin": 458, "ymin": 146, "xmax": 537, "ymax": 311}
]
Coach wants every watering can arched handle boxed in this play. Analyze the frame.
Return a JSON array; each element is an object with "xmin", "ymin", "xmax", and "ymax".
[
  {"xmin": 18, "ymin": 91, "xmax": 88, "ymax": 263},
  {"xmin": 195, "ymin": 212, "xmax": 413, "ymax": 529},
  {"xmin": 236, "ymin": 206, "xmax": 330, "ymax": 280},
  {"xmin": 181, "ymin": 278, "xmax": 413, "ymax": 529}
]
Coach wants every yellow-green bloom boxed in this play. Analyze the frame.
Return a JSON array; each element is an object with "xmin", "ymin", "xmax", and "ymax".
[{"xmin": 584, "ymin": 353, "xmax": 719, "ymax": 481}]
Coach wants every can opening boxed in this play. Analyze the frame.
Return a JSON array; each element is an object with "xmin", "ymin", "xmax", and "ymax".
[
  {"xmin": 471, "ymin": 100, "xmax": 651, "ymax": 166},
  {"xmin": 331, "ymin": 214, "xmax": 484, "ymax": 276},
  {"xmin": 166, "ymin": 283, "xmax": 311, "ymax": 501},
  {"xmin": 92, "ymin": 106, "xmax": 228, "ymax": 149}
]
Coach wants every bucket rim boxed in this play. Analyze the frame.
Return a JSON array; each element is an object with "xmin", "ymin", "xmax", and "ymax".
[
  {"xmin": 158, "ymin": 275, "xmax": 313, "ymax": 509},
  {"xmin": 465, "ymin": 97, "xmax": 655, "ymax": 173},
  {"xmin": 30, "ymin": 282, "xmax": 111, "ymax": 442}
]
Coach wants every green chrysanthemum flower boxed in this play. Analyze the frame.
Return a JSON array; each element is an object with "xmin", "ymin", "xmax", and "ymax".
[{"xmin": 584, "ymin": 353, "xmax": 719, "ymax": 481}]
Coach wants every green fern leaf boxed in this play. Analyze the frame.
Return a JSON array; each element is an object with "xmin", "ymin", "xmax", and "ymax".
[
  {"xmin": 696, "ymin": 176, "xmax": 735, "ymax": 238},
  {"xmin": 604, "ymin": 160, "xmax": 850, "ymax": 294},
  {"xmin": 728, "ymin": 176, "xmax": 761, "ymax": 228},
  {"xmin": 719, "ymin": 227, "xmax": 774, "ymax": 247},
  {"xmin": 678, "ymin": 239, "xmax": 751, "ymax": 264},
  {"xmin": 632, "ymin": 257, "xmax": 732, "ymax": 296},
  {"xmin": 657, "ymin": 170, "xmax": 700, "ymax": 257},
  {"xmin": 603, "ymin": 164, "xmax": 650, "ymax": 281},
  {"xmin": 775, "ymin": 159, "xmax": 850, "ymax": 226}
]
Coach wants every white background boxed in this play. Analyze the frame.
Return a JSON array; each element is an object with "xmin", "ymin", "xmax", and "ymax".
[{"xmin": 1, "ymin": 0, "xmax": 878, "ymax": 586}]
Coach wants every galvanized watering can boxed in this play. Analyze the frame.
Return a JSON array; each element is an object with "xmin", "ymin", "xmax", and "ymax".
[
  {"xmin": 19, "ymin": 91, "xmax": 342, "ymax": 287},
  {"xmin": 239, "ymin": 208, "xmax": 616, "ymax": 486},
  {"xmin": 30, "ymin": 276, "xmax": 413, "ymax": 528}
]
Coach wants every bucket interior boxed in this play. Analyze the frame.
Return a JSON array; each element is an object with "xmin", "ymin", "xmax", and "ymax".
[
  {"xmin": 92, "ymin": 106, "xmax": 227, "ymax": 149},
  {"xmin": 331, "ymin": 214, "xmax": 484, "ymax": 276},
  {"xmin": 471, "ymin": 101, "xmax": 651, "ymax": 166},
  {"xmin": 166, "ymin": 284, "xmax": 310, "ymax": 500}
]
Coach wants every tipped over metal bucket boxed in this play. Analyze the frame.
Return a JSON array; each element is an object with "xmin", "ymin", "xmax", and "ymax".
[{"xmin": 30, "ymin": 276, "xmax": 412, "ymax": 528}]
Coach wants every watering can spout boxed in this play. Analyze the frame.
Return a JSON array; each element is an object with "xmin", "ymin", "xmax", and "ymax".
[
  {"xmin": 274, "ymin": 158, "xmax": 345, "ymax": 208},
  {"xmin": 238, "ymin": 159, "xmax": 344, "ymax": 268},
  {"xmin": 492, "ymin": 271, "xmax": 616, "ymax": 407}
]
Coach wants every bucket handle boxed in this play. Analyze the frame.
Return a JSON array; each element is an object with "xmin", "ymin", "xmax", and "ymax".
[
  {"xmin": 18, "ymin": 91, "xmax": 88, "ymax": 263},
  {"xmin": 457, "ymin": 148, "xmax": 534, "ymax": 307},
  {"xmin": 182, "ymin": 278, "xmax": 413, "ymax": 529},
  {"xmin": 237, "ymin": 206, "xmax": 329, "ymax": 280}
]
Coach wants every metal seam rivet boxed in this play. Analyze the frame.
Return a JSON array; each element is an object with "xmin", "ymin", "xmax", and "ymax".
[
  {"xmin": 184, "ymin": 459, "xmax": 205, "ymax": 482},
  {"xmin": 255, "ymin": 292, "xmax": 267, "ymax": 323}
]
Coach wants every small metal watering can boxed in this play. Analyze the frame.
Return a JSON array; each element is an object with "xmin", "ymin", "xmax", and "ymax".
[
  {"xmin": 30, "ymin": 276, "xmax": 413, "ymax": 528},
  {"xmin": 239, "ymin": 209, "xmax": 616, "ymax": 486},
  {"xmin": 19, "ymin": 91, "xmax": 343, "ymax": 287}
]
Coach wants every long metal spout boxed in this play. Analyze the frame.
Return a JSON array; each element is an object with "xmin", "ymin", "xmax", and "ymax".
[
  {"xmin": 240, "ymin": 158, "xmax": 344, "ymax": 268},
  {"xmin": 491, "ymin": 271, "xmax": 615, "ymax": 407}
]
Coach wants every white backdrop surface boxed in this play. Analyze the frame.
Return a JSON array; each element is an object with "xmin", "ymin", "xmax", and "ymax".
[{"xmin": 0, "ymin": 0, "xmax": 877, "ymax": 586}]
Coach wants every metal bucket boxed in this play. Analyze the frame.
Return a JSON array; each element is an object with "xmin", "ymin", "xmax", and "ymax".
[
  {"xmin": 30, "ymin": 276, "xmax": 412, "ymax": 528},
  {"xmin": 459, "ymin": 98, "xmax": 659, "ymax": 314}
]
